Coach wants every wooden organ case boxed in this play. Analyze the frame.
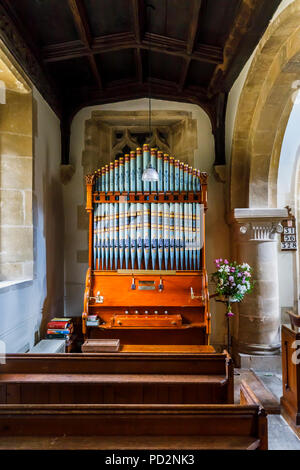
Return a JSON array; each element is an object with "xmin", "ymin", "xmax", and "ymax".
[{"xmin": 82, "ymin": 144, "xmax": 210, "ymax": 348}]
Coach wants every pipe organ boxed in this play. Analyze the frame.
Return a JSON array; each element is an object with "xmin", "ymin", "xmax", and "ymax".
[{"xmin": 83, "ymin": 144, "xmax": 210, "ymax": 347}]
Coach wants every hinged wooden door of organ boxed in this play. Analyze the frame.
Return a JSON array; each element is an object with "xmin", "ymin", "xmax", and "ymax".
[{"xmin": 82, "ymin": 144, "xmax": 210, "ymax": 346}]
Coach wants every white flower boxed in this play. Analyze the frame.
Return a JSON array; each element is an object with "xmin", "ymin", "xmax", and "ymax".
[
  {"xmin": 241, "ymin": 263, "xmax": 250, "ymax": 270},
  {"xmin": 237, "ymin": 284, "xmax": 247, "ymax": 293}
]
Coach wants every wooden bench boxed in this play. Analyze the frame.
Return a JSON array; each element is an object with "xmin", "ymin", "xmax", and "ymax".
[
  {"xmin": 281, "ymin": 324, "xmax": 300, "ymax": 433},
  {"xmin": 0, "ymin": 382, "xmax": 267, "ymax": 450},
  {"xmin": 0, "ymin": 352, "xmax": 234, "ymax": 405}
]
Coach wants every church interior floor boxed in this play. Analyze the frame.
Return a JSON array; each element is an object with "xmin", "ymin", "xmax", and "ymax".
[{"xmin": 234, "ymin": 368, "xmax": 300, "ymax": 450}]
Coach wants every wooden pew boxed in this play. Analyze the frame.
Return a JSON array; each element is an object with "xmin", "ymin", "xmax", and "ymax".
[
  {"xmin": 281, "ymin": 324, "xmax": 300, "ymax": 432},
  {"xmin": 286, "ymin": 310, "xmax": 300, "ymax": 331},
  {"xmin": 0, "ymin": 351, "xmax": 234, "ymax": 405},
  {"xmin": 0, "ymin": 381, "xmax": 267, "ymax": 450}
]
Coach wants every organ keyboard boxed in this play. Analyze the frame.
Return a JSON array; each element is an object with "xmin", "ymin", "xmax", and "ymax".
[{"xmin": 82, "ymin": 144, "xmax": 210, "ymax": 347}]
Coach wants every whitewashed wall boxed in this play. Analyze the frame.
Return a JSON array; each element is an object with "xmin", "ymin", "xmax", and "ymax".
[{"xmin": 0, "ymin": 87, "xmax": 64, "ymax": 353}]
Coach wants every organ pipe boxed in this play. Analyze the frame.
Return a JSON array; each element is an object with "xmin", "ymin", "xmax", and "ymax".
[{"xmin": 91, "ymin": 145, "xmax": 205, "ymax": 271}]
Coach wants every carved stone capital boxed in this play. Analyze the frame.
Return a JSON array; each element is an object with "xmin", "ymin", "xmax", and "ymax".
[{"xmin": 232, "ymin": 208, "xmax": 289, "ymax": 242}]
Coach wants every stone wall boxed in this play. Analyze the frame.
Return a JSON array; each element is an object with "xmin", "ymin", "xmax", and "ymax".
[
  {"xmin": 0, "ymin": 47, "xmax": 33, "ymax": 282},
  {"xmin": 227, "ymin": 0, "xmax": 300, "ymax": 357}
]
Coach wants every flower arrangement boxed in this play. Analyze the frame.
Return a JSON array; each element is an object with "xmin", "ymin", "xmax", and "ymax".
[{"xmin": 211, "ymin": 259, "xmax": 254, "ymax": 317}]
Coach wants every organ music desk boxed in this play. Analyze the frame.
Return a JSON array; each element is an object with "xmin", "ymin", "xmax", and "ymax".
[{"xmin": 82, "ymin": 145, "xmax": 211, "ymax": 352}]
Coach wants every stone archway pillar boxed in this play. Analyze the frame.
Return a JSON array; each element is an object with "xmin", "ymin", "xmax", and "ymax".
[{"xmin": 232, "ymin": 208, "xmax": 288, "ymax": 359}]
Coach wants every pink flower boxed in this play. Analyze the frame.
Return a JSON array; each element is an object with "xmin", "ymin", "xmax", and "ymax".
[
  {"xmin": 227, "ymin": 312, "xmax": 234, "ymax": 317},
  {"xmin": 224, "ymin": 259, "xmax": 229, "ymax": 264},
  {"xmin": 215, "ymin": 259, "xmax": 220, "ymax": 264}
]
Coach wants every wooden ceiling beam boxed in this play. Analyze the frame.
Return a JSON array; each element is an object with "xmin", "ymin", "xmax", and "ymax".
[
  {"xmin": 43, "ymin": 33, "xmax": 223, "ymax": 65},
  {"xmin": 179, "ymin": 0, "xmax": 202, "ymax": 92},
  {"xmin": 186, "ymin": 0, "xmax": 202, "ymax": 55},
  {"xmin": 131, "ymin": 0, "xmax": 145, "ymax": 44},
  {"xmin": 88, "ymin": 56, "xmax": 103, "ymax": 89},
  {"xmin": 178, "ymin": 58, "xmax": 191, "ymax": 92},
  {"xmin": 64, "ymin": 81, "xmax": 211, "ymax": 116},
  {"xmin": 67, "ymin": 0, "xmax": 102, "ymax": 89},
  {"xmin": 43, "ymin": 34, "xmax": 136, "ymax": 62},
  {"xmin": 208, "ymin": 0, "xmax": 281, "ymax": 96},
  {"xmin": 67, "ymin": 0, "xmax": 91, "ymax": 46},
  {"xmin": 142, "ymin": 32, "xmax": 222, "ymax": 63},
  {"xmin": 131, "ymin": 0, "xmax": 145, "ymax": 83}
]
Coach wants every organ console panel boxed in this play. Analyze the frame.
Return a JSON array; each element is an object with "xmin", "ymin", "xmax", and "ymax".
[{"xmin": 82, "ymin": 144, "xmax": 210, "ymax": 347}]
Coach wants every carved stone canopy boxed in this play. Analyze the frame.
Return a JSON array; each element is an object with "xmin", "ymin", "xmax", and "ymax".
[{"xmin": 82, "ymin": 109, "xmax": 198, "ymax": 176}]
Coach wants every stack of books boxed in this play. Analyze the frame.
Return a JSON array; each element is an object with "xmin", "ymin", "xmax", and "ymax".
[
  {"xmin": 86, "ymin": 315, "xmax": 100, "ymax": 327},
  {"xmin": 46, "ymin": 318, "xmax": 73, "ymax": 340}
]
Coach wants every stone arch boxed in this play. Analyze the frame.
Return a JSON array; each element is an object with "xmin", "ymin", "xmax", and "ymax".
[{"xmin": 231, "ymin": 0, "xmax": 300, "ymax": 209}]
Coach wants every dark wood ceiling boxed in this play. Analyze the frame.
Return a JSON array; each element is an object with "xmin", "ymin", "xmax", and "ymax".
[{"xmin": 0, "ymin": 0, "xmax": 282, "ymax": 164}]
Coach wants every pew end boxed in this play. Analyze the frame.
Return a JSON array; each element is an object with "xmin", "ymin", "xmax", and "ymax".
[
  {"xmin": 281, "ymin": 324, "xmax": 300, "ymax": 435},
  {"xmin": 286, "ymin": 309, "xmax": 300, "ymax": 332}
]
